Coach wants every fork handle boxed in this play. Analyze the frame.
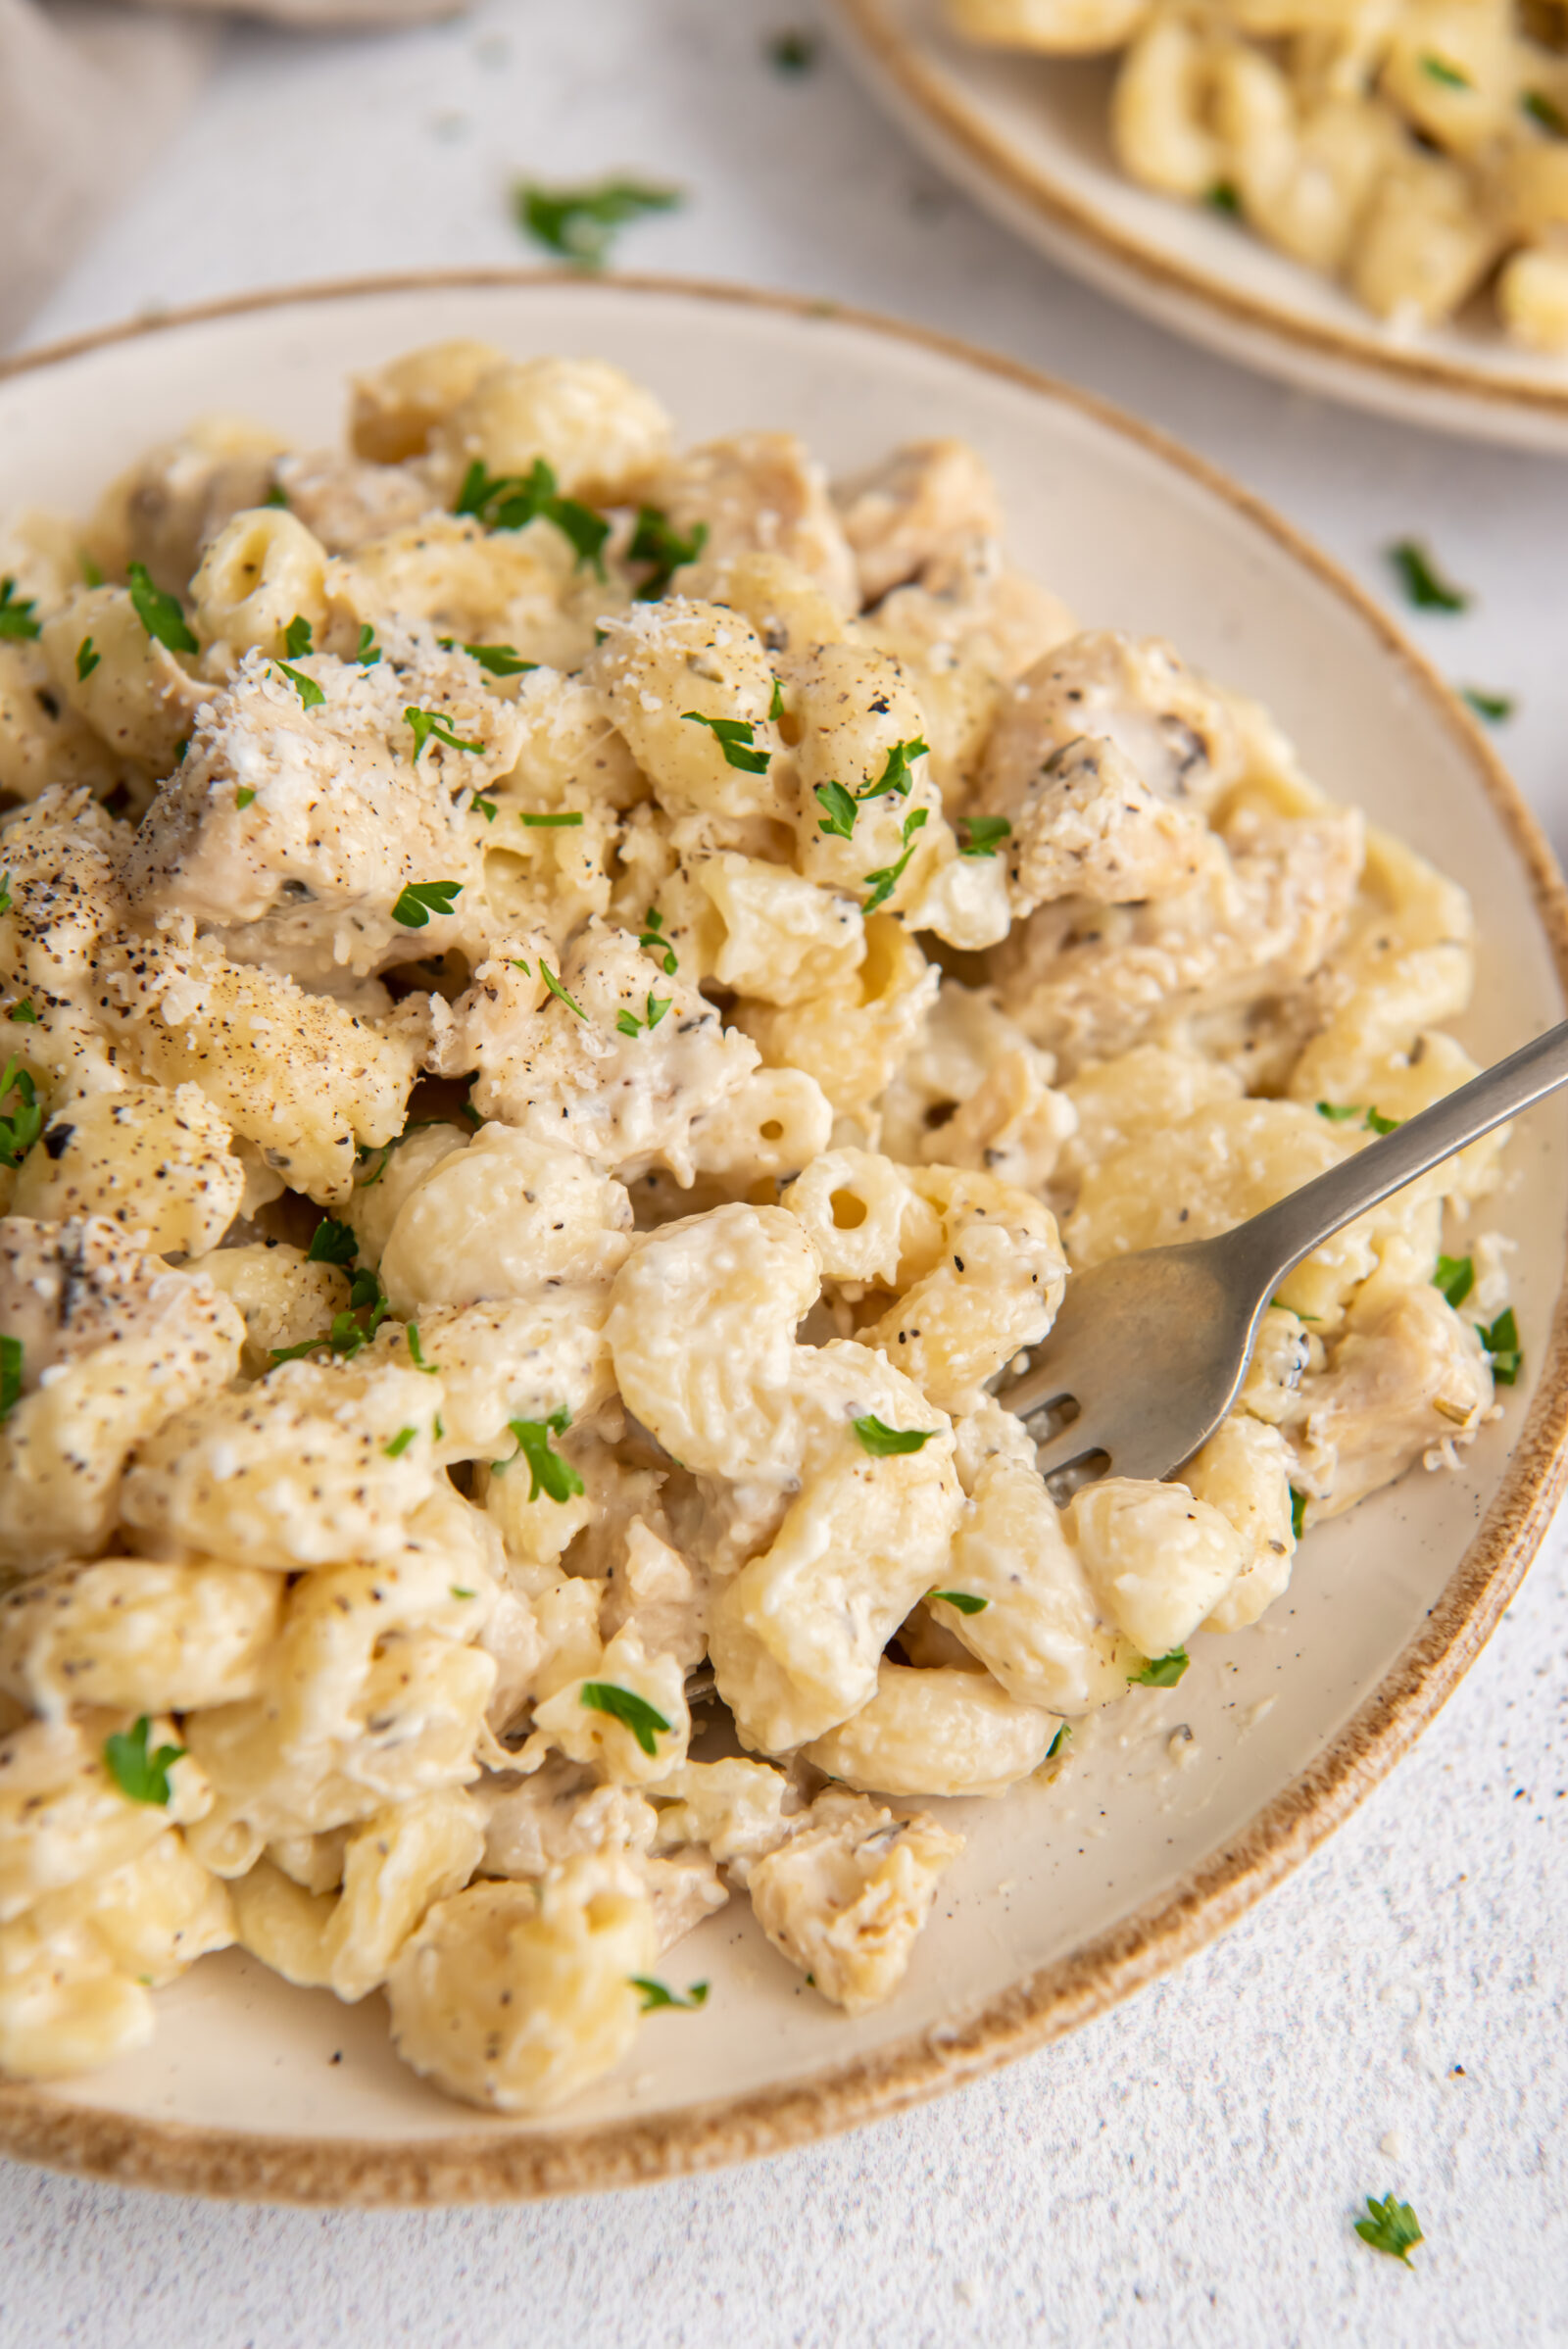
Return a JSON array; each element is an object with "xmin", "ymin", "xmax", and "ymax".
[{"xmin": 1239, "ymin": 1016, "xmax": 1568, "ymax": 1295}]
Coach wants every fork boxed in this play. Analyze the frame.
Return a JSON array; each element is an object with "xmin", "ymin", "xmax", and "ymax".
[{"xmin": 1001, "ymin": 1018, "xmax": 1568, "ymax": 1487}]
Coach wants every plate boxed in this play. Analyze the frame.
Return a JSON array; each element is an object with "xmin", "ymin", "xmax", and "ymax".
[
  {"xmin": 832, "ymin": 0, "xmax": 1568, "ymax": 452},
  {"xmin": 1, "ymin": 271, "xmax": 1566, "ymax": 2204}
]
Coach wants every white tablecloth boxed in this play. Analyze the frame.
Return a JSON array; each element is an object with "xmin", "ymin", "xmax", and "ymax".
[{"xmin": 7, "ymin": 4, "xmax": 1567, "ymax": 2339}]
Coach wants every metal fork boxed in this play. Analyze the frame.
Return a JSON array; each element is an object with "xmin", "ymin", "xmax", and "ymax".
[{"xmin": 1001, "ymin": 1018, "xmax": 1568, "ymax": 1486}]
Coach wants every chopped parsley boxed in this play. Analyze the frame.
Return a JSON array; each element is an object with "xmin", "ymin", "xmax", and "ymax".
[
  {"xmin": 406, "ymin": 1323, "xmax": 439, "ymax": 1375},
  {"xmin": 1354, "ymin": 2191, "xmax": 1423, "ymax": 2266},
  {"xmin": 0, "ymin": 578, "xmax": 39, "ymax": 641},
  {"xmin": 472, "ymin": 794, "xmax": 499, "ymax": 823},
  {"xmin": 957, "ymin": 814, "xmax": 1011, "ymax": 857},
  {"xmin": 1365, "ymin": 1107, "xmax": 1401, "ymax": 1136},
  {"xmin": 1433, "ymin": 1253, "xmax": 1474, "ymax": 1308},
  {"xmin": 0, "ymin": 874, "xmax": 10, "ymax": 917},
  {"xmin": 454, "ymin": 457, "xmax": 610, "ymax": 575},
  {"xmin": 519, "ymin": 809, "xmax": 584, "ymax": 827},
  {"xmin": 1477, "ymin": 1305, "xmax": 1520, "ymax": 1385},
  {"xmin": 437, "ymin": 637, "xmax": 536, "ymax": 676},
  {"xmin": 8, "ymin": 1003, "xmax": 38, "ymax": 1025},
  {"xmin": 1316, "ymin": 1101, "xmax": 1362, "ymax": 1121},
  {"xmin": 283, "ymin": 613, "xmax": 314, "ymax": 659},
  {"xmin": 862, "ymin": 807, "xmax": 928, "ymax": 912},
  {"xmin": 636, "ymin": 907, "xmax": 677, "ymax": 974},
  {"xmin": 383, "ymin": 1427, "xmax": 417, "ymax": 1458},
  {"xmin": 628, "ymin": 507, "xmax": 709, "ymax": 599},
  {"xmin": 1205, "ymin": 179, "xmax": 1241, "ymax": 215},
  {"xmin": 355, "ymin": 624, "xmax": 382, "ymax": 666},
  {"xmin": 1523, "ymin": 87, "xmax": 1568, "ymax": 134},
  {"xmin": 306, "ymin": 1217, "xmax": 358, "ymax": 1267},
  {"xmin": 1046, "ymin": 1723, "xmax": 1071, "ymax": 1761},
  {"xmin": 1388, "ymin": 540, "xmax": 1470, "ymax": 613},
  {"xmin": 859, "ymin": 737, "xmax": 928, "ymax": 802},
  {"xmin": 769, "ymin": 676, "xmax": 786, "ymax": 720},
  {"xmin": 1130, "ymin": 1648, "xmax": 1189, "ymax": 1688},
  {"xmin": 235, "ymin": 787, "xmax": 256, "ymax": 810},
  {"xmin": 103, "ymin": 1716, "xmax": 185, "ymax": 1806},
  {"xmin": 79, "ymin": 553, "xmax": 104, "ymax": 587},
  {"xmin": 126, "ymin": 561, "xmax": 198, "ymax": 654},
  {"xmin": 853, "ymin": 1413, "xmax": 935, "ymax": 1456},
  {"xmin": 515, "ymin": 177, "xmax": 683, "ymax": 269},
  {"xmin": 1290, "ymin": 1488, "xmax": 1308, "ymax": 1541},
  {"xmin": 929, "ymin": 1589, "xmax": 988, "ymax": 1614},
  {"xmin": 391, "ymin": 880, "xmax": 464, "ymax": 928},
  {"xmin": 616, "ymin": 991, "xmax": 672, "ymax": 1037},
  {"xmin": 450, "ymin": 1586, "xmax": 476, "ymax": 1600},
  {"xmin": 540, "ymin": 960, "xmax": 588, "ymax": 1019},
  {"xmin": 1419, "ymin": 51, "xmax": 1470, "ymax": 85},
  {"xmin": 495, "ymin": 1409, "xmax": 584, "ymax": 1504},
  {"xmin": 579, "ymin": 1681, "xmax": 670, "ymax": 1755},
  {"xmin": 681, "ymin": 710, "xmax": 771, "ymax": 773},
  {"xmin": 508, "ymin": 957, "xmax": 533, "ymax": 976},
  {"xmin": 0, "ymin": 1057, "xmax": 42, "ymax": 1169},
  {"xmin": 814, "ymin": 780, "xmax": 859, "ymax": 840},
  {"xmin": 767, "ymin": 28, "xmax": 815, "ymax": 71},
  {"xmin": 273, "ymin": 660, "xmax": 323, "ymax": 710},
  {"xmin": 270, "ymin": 1269, "xmax": 389, "ymax": 1363},
  {"xmin": 1462, "ymin": 686, "xmax": 1514, "ymax": 723},
  {"xmin": 263, "ymin": 483, "xmax": 289, "ymax": 509},
  {"xmin": 631, "ymin": 1976, "xmax": 710, "ymax": 2009},
  {"xmin": 0, "ymin": 1333, "xmax": 22, "ymax": 1422},
  {"xmin": 74, "ymin": 638, "xmax": 100, "ymax": 682},
  {"xmin": 405, "ymin": 706, "xmax": 484, "ymax": 759}
]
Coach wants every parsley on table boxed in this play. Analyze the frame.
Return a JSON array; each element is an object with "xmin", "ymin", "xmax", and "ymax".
[
  {"xmin": 540, "ymin": 960, "xmax": 588, "ymax": 1019},
  {"xmin": 406, "ymin": 707, "xmax": 484, "ymax": 759},
  {"xmin": 1389, "ymin": 540, "xmax": 1470, "ymax": 612},
  {"xmin": 1290, "ymin": 1488, "xmax": 1308, "ymax": 1540},
  {"xmin": 1524, "ymin": 87, "xmax": 1568, "ymax": 133},
  {"xmin": 862, "ymin": 807, "xmax": 928, "ymax": 912},
  {"xmin": 306, "ymin": 1217, "xmax": 358, "ymax": 1267},
  {"xmin": 853, "ymin": 1413, "xmax": 935, "ymax": 1456},
  {"xmin": 438, "ymin": 637, "xmax": 536, "ymax": 676},
  {"xmin": 0, "ymin": 1057, "xmax": 42, "ymax": 1169},
  {"xmin": 391, "ymin": 880, "xmax": 464, "ymax": 929},
  {"xmin": 579, "ymin": 1682, "xmax": 669, "ymax": 1756},
  {"xmin": 1434, "ymin": 1253, "xmax": 1474, "ymax": 1308},
  {"xmin": 1477, "ymin": 1305, "xmax": 1521, "ymax": 1384},
  {"xmin": 519, "ymin": 809, "xmax": 584, "ymax": 827},
  {"xmin": 929, "ymin": 1589, "xmax": 988, "ymax": 1614},
  {"xmin": 1205, "ymin": 179, "xmax": 1241, "ymax": 214},
  {"xmin": 0, "ymin": 1332, "xmax": 22, "ymax": 1423},
  {"xmin": 103, "ymin": 1716, "xmax": 185, "ymax": 1806},
  {"xmin": 616, "ymin": 992, "xmax": 672, "ymax": 1037},
  {"xmin": 9, "ymin": 1003, "xmax": 38, "ymax": 1025},
  {"xmin": 454, "ymin": 457, "xmax": 610, "ymax": 575},
  {"xmin": 767, "ymin": 28, "xmax": 815, "ymax": 71},
  {"xmin": 1354, "ymin": 2191, "xmax": 1423, "ymax": 2266},
  {"xmin": 1130, "ymin": 1648, "xmax": 1189, "ymax": 1687},
  {"xmin": 636, "ymin": 907, "xmax": 677, "ymax": 974},
  {"xmin": 814, "ymin": 780, "xmax": 859, "ymax": 840},
  {"xmin": 383, "ymin": 1427, "xmax": 417, "ymax": 1458},
  {"xmin": 1462, "ymin": 686, "xmax": 1514, "ymax": 723},
  {"xmin": 1420, "ymin": 50, "xmax": 1470, "ymax": 84},
  {"xmin": 957, "ymin": 815, "xmax": 1011, "ymax": 857},
  {"xmin": 1046, "ymin": 1723, "xmax": 1071, "ymax": 1761},
  {"xmin": 126, "ymin": 561, "xmax": 198, "ymax": 653},
  {"xmin": 631, "ymin": 1976, "xmax": 710, "ymax": 2010},
  {"xmin": 0, "ymin": 578, "xmax": 39, "ymax": 641},
  {"xmin": 283, "ymin": 614, "xmax": 314, "ymax": 659},
  {"xmin": 273, "ymin": 660, "xmax": 323, "ymax": 710},
  {"xmin": 515, "ymin": 178, "xmax": 683, "ymax": 269},
  {"xmin": 681, "ymin": 710, "xmax": 771, "ymax": 773},
  {"xmin": 628, "ymin": 507, "xmax": 708, "ymax": 599},
  {"xmin": 355, "ymin": 624, "xmax": 382, "ymax": 665},
  {"xmin": 75, "ymin": 638, "xmax": 100, "ymax": 681},
  {"xmin": 495, "ymin": 1409, "xmax": 583, "ymax": 1504}
]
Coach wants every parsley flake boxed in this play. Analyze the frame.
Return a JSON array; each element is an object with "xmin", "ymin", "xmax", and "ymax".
[
  {"xmin": 1364, "ymin": 1106, "xmax": 1401, "ymax": 1136},
  {"xmin": 0, "ymin": 874, "xmax": 10, "ymax": 917},
  {"xmin": 629, "ymin": 507, "xmax": 709, "ymax": 599},
  {"xmin": 770, "ymin": 676, "xmax": 786, "ymax": 720},
  {"xmin": 814, "ymin": 780, "xmax": 859, "ymax": 840},
  {"xmin": 579, "ymin": 1682, "xmax": 669, "ymax": 1755},
  {"xmin": 74, "ymin": 637, "xmax": 100, "ymax": 682},
  {"xmin": 383, "ymin": 1427, "xmax": 417, "ymax": 1458},
  {"xmin": 445, "ymin": 638, "xmax": 536, "ymax": 676},
  {"xmin": 1462, "ymin": 685, "xmax": 1514, "ymax": 723},
  {"xmin": 103, "ymin": 1716, "xmax": 185, "ymax": 1806},
  {"xmin": 631, "ymin": 1976, "xmax": 710, "ymax": 2009},
  {"xmin": 1130, "ymin": 1648, "xmax": 1189, "ymax": 1687},
  {"xmin": 636, "ymin": 907, "xmax": 677, "ymax": 974},
  {"xmin": 519, "ymin": 809, "xmax": 584, "ymax": 827},
  {"xmin": 1420, "ymin": 50, "xmax": 1470, "ymax": 84},
  {"xmin": 0, "ymin": 578, "xmax": 39, "ymax": 641},
  {"xmin": 1205, "ymin": 179, "xmax": 1241, "ymax": 214},
  {"xmin": 767, "ymin": 28, "xmax": 815, "ymax": 71},
  {"xmin": 1046, "ymin": 1723, "xmax": 1071, "ymax": 1761},
  {"xmin": 1290, "ymin": 1488, "xmax": 1308, "ymax": 1541},
  {"xmin": 0, "ymin": 1333, "xmax": 22, "ymax": 1422},
  {"xmin": 306, "ymin": 1217, "xmax": 358, "ymax": 1268},
  {"xmin": 126, "ymin": 561, "xmax": 198, "ymax": 654},
  {"xmin": 495, "ymin": 1409, "xmax": 583, "ymax": 1504},
  {"xmin": 853, "ymin": 1413, "xmax": 935, "ymax": 1456},
  {"xmin": 283, "ymin": 613, "xmax": 314, "ymax": 659},
  {"xmin": 861, "ymin": 806, "xmax": 928, "ymax": 912},
  {"xmin": 263, "ymin": 484, "xmax": 289, "ymax": 509},
  {"xmin": 1389, "ymin": 540, "xmax": 1470, "ymax": 612},
  {"xmin": 79, "ymin": 554, "xmax": 104, "ymax": 587},
  {"xmin": 858, "ymin": 737, "xmax": 928, "ymax": 802},
  {"xmin": 930, "ymin": 1589, "xmax": 988, "ymax": 1614},
  {"xmin": 454, "ymin": 458, "xmax": 610, "ymax": 575},
  {"xmin": 472, "ymin": 794, "xmax": 499, "ymax": 824},
  {"xmin": 391, "ymin": 880, "xmax": 463, "ymax": 929},
  {"xmin": 355, "ymin": 624, "xmax": 382, "ymax": 666},
  {"xmin": 1477, "ymin": 1305, "xmax": 1521, "ymax": 1385},
  {"xmin": 1316, "ymin": 1101, "xmax": 1362, "ymax": 1121},
  {"xmin": 616, "ymin": 992, "xmax": 672, "ymax": 1038},
  {"xmin": 406, "ymin": 706, "xmax": 484, "ymax": 759},
  {"xmin": 273, "ymin": 660, "xmax": 323, "ymax": 710},
  {"xmin": 0, "ymin": 1058, "xmax": 42, "ymax": 1170},
  {"xmin": 1434, "ymin": 1254, "xmax": 1474, "ymax": 1308},
  {"xmin": 1524, "ymin": 87, "xmax": 1568, "ymax": 133},
  {"xmin": 8, "ymin": 1003, "xmax": 38, "ymax": 1025},
  {"xmin": 406, "ymin": 1323, "xmax": 439, "ymax": 1374},
  {"xmin": 450, "ymin": 1585, "xmax": 476, "ymax": 1600},
  {"xmin": 1354, "ymin": 2191, "xmax": 1423, "ymax": 2267},
  {"xmin": 540, "ymin": 961, "xmax": 588, "ymax": 1019},
  {"xmin": 681, "ymin": 710, "xmax": 771, "ymax": 773},
  {"xmin": 515, "ymin": 177, "xmax": 683, "ymax": 269},
  {"xmin": 957, "ymin": 814, "xmax": 1011, "ymax": 857},
  {"xmin": 235, "ymin": 787, "xmax": 256, "ymax": 810}
]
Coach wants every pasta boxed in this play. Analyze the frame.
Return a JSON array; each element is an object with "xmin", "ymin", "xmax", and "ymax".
[
  {"xmin": 948, "ymin": 0, "xmax": 1568, "ymax": 346},
  {"xmin": 0, "ymin": 346, "xmax": 1514, "ymax": 2112}
]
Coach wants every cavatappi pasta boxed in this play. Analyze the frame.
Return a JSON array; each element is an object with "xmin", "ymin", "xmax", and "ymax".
[
  {"xmin": 949, "ymin": 0, "xmax": 1568, "ymax": 349},
  {"xmin": 0, "ymin": 344, "xmax": 1513, "ymax": 2112}
]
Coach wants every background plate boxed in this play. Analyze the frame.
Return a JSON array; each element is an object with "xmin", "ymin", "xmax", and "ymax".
[{"xmin": 1, "ymin": 272, "xmax": 1565, "ymax": 2202}]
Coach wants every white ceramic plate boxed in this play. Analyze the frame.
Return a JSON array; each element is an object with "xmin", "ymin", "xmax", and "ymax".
[
  {"xmin": 1, "ymin": 273, "xmax": 1566, "ymax": 2204},
  {"xmin": 832, "ymin": 0, "xmax": 1568, "ymax": 452}
]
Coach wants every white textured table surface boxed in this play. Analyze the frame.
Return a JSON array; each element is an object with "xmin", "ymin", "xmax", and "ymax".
[{"xmin": 8, "ymin": 4, "xmax": 1568, "ymax": 2340}]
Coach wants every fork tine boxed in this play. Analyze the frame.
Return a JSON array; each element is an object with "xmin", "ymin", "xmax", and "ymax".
[{"xmin": 1028, "ymin": 1415, "xmax": 1111, "ymax": 1480}]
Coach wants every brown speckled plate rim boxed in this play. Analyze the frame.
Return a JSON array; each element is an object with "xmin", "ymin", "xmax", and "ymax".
[
  {"xmin": 832, "ymin": 0, "xmax": 1568, "ymax": 426},
  {"xmin": 0, "ymin": 269, "xmax": 1565, "ymax": 2206}
]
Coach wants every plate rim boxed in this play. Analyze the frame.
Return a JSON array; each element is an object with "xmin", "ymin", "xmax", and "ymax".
[
  {"xmin": 1, "ymin": 266, "xmax": 1566, "ymax": 2206},
  {"xmin": 832, "ymin": 0, "xmax": 1568, "ymax": 430}
]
